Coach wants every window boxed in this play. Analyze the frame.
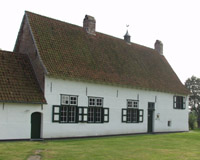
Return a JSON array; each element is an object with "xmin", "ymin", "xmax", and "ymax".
[
  {"xmin": 88, "ymin": 97, "xmax": 109, "ymax": 123},
  {"xmin": 127, "ymin": 99, "xmax": 139, "ymax": 108},
  {"xmin": 127, "ymin": 109, "xmax": 138, "ymax": 123},
  {"xmin": 122, "ymin": 100, "xmax": 143, "ymax": 123},
  {"xmin": 61, "ymin": 94, "xmax": 78, "ymax": 105},
  {"xmin": 53, "ymin": 94, "xmax": 78, "ymax": 123},
  {"xmin": 89, "ymin": 97, "xmax": 103, "ymax": 107},
  {"xmin": 173, "ymin": 96, "xmax": 186, "ymax": 109},
  {"xmin": 168, "ymin": 120, "xmax": 172, "ymax": 127},
  {"xmin": 60, "ymin": 106, "xmax": 77, "ymax": 123}
]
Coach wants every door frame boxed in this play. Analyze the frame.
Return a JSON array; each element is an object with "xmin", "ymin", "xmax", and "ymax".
[
  {"xmin": 31, "ymin": 112, "xmax": 42, "ymax": 139},
  {"xmin": 147, "ymin": 102, "xmax": 155, "ymax": 133}
]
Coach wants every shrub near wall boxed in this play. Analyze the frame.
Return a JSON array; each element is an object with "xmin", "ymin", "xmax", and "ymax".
[{"xmin": 189, "ymin": 111, "xmax": 197, "ymax": 130}]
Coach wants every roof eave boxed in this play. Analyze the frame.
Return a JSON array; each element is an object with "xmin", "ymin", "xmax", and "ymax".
[
  {"xmin": 47, "ymin": 74, "xmax": 189, "ymax": 96},
  {"xmin": 0, "ymin": 100, "xmax": 47, "ymax": 105}
]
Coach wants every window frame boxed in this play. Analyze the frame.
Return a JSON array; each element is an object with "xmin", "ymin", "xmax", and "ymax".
[
  {"xmin": 173, "ymin": 96, "xmax": 186, "ymax": 109},
  {"xmin": 60, "ymin": 94, "xmax": 78, "ymax": 106},
  {"xmin": 127, "ymin": 99, "xmax": 139, "ymax": 108},
  {"xmin": 122, "ymin": 99, "xmax": 143, "ymax": 123},
  {"xmin": 87, "ymin": 97, "xmax": 109, "ymax": 123},
  {"xmin": 88, "ymin": 96, "xmax": 104, "ymax": 107},
  {"xmin": 60, "ymin": 105, "xmax": 78, "ymax": 123}
]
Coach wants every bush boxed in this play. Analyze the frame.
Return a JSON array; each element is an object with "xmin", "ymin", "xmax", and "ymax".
[{"xmin": 189, "ymin": 111, "xmax": 197, "ymax": 130}]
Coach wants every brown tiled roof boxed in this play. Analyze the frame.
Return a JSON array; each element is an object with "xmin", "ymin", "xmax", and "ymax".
[
  {"xmin": 25, "ymin": 11, "xmax": 189, "ymax": 95},
  {"xmin": 0, "ymin": 50, "xmax": 46, "ymax": 103}
]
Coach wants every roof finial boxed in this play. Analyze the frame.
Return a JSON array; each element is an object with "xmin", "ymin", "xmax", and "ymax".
[{"xmin": 124, "ymin": 24, "xmax": 131, "ymax": 43}]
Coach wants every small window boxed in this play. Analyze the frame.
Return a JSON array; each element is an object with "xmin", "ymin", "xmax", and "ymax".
[
  {"xmin": 127, "ymin": 100, "xmax": 139, "ymax": 108},
  {"xmin": 61, "ymin": 95, "xmax": 78, "ymax": 106},
  {"xmin": 168, "ymin": 120, "xmax": 172, "ymax": 127},
  {"xmin": 173, "ymin": 96, "xmax": 186, "ymax": 109},
  {"xmin": 88, "ymin": 97, "xmax": 103, "ymax": 107}
]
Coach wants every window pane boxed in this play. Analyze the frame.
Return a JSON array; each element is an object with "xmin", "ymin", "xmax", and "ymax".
[
  {"xmin": 176, "ymin": 96, "xmax": 183, "ymax": 109},
  {"xmin": 88, "ymin": 107, "xmax": 95, "ymax": 122},
  {"xmin": 70, "ymin": 96, "xmax": 77, "ymax": 105},
  {"xmin": 95, "ymin": 108, "xmax": 102, "ymax": 122},
  {"xmin": 60, "ymin": 106, "xmax": 67, "ymax": 122},
  {"xmin": 132, "ymin": 109, "xmax": 137, "ymax": 122},
  {"xmin": 96, "ymin": 98, "xmax": 103, "ymax": 107},
  {"xmin": 89, "ymin": 98, "xmax": 95, "ymax": 106},
  {"xmin": 68, "ymin": 106, "xmax": 76, "ymax": 122},
  {"xmin": 133, "ymin": 101, "xmax": 138, "ymax": 108},
  {"xmin": 61, "ymin": 95, "xmax": 69, "ymax": 105},
  {"xmin": 127, "ymin": 109, "xmax": 138, "ymax": 123},
  {"xmin": 127, "ymin": 109, "xmax": 131, "ymax": 122},
  {"xmin": 127, "ymin": 101, "xmax": 132, "ymax": 108}
]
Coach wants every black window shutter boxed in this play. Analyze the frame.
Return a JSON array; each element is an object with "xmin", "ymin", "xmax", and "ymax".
[
  {"xmin": 78, "ymin": 107, "xmax": 83, "ymax": 122},
  {"xmin": 183, "ymin": 97, "xmax": 186, "ymax": 109},
  {"xmin": 103, "ymin": 108, "xmax": 109, "ymax": 123},
  {"xmin": 138, "ymin": 109, "xmax": 144, "ymax": 123},
  {"xmin": 173, "ymin": 96, "xmax": 176, "ymax": 109},
  {"xmin": 75, "ymin": 106, "xmax": 79, "ymax": 123},
  {"xmin": 101, "ymin": 108, "xmax": 104, "ymax": 123},
  {"xmin": 122, "ymin": 108, "xmax": 127, "ymax": 123},
  {"xmin": 78, "ymin": 107, "xmax": 88, "ymax": 122},
  {"xmin": 52, "ymin": 105, "xmax": 60, "ymax": 122}
]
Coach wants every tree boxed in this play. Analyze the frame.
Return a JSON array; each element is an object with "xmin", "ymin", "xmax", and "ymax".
[{"xmin": 185, "ymin": 76, "xmax": 200, "ymax": 128}]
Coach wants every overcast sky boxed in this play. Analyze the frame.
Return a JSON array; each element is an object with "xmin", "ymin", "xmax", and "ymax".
[{"xmin": 1, "ymin": 0, "xmax": 199, "ymax": 83}]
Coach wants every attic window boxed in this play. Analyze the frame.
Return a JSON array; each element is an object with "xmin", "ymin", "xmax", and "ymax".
[
  {"xmin": 61, "ymin": 94, "xmax": 78, "ymax": 105},
  {"xmin": 127, "ymin": 100, "xmax": 139, "ymax": 108},
  {"xmin": 88, "ymin": 97, "xmax": 103, "ymax": 107}
]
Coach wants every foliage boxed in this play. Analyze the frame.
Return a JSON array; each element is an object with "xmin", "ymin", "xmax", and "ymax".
[
  {"xmin": 185, "ymin": 76, "xmax": 200, "ymax": 128},
  {"xmin": 189, "ymin": 111, "xmax": 197, "ymax": 130},
  {"xmin": 1, "ymin": 131, "xmax": 200, "ymax": 160}
]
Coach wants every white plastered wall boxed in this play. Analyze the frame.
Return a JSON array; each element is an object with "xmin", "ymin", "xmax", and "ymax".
[
  {"xmin": 43, "ymin": 76, "xmax": 189, "ymax": 138},
  {"xmin": 0, "ymin": 103, "xmax": 43, "ymax": 140}
]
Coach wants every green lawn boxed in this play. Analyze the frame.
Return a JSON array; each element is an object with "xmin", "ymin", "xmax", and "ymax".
[{"xmin": 0, "ymin": 130, "xmax": 200, "ymax": 160}]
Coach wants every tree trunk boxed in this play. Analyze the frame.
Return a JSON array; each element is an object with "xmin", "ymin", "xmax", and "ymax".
[{"xmin": 198, "ymin": 117, "xmax": 200, "ymax": 128}]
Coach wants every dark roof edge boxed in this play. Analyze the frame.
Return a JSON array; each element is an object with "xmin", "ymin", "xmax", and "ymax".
[
  {"xmin": 0, "ymin": 100, "xmax": 47, "ymax": 105},
  {"xmin": 47, "ymin": 75, "xmax": 189, "ymax": 96},
  {"xmin": 13, "ymin": 14, "xmax": 26, "ymax": 52},
  {"xmin": 25, "ymin": 11, "xmax": 48, "ymax": 75}
]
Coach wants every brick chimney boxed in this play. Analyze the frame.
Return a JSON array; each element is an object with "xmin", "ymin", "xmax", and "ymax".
[
  {"xmin": 154, "ymin": 40, "xmax": 163, "ymax": 55},
  {"xmin": 83, "ymin": 15, "xmax": 96, "ymax": 35}
]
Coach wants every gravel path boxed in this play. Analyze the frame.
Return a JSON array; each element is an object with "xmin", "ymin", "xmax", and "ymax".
[{"xmin": 27, "ymin": 150, "xmax": 42, "ymax": 160}]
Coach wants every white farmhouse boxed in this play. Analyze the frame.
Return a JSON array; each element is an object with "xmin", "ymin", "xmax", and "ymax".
[{"xmin": 0, "ymin": 11, "xmax": 189, "ymax": 140}]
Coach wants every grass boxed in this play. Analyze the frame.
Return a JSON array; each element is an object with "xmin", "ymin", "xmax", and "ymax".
[{"xmin": 0, "ymin": 130, "xmax": 200, "ymax": 160}]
